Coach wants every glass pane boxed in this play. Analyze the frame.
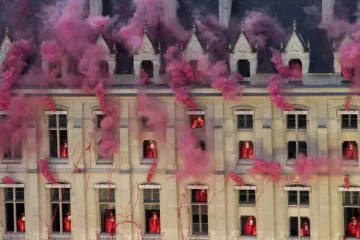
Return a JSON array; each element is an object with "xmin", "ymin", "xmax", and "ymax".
[
  {"xmin": 351, "ymin": 115, "xmax": 358, "ymax": 128},
  {"xmin": 238, "ymin": 115, "xmax": 253, "ymax": 129},
  {"xmin": 99, "ymin": 189, "xmax": 115, "ymax": 202},
  {"xmin": 51, "ymin": 203, "xmax": 61, "ymax": 232},
  {"xmin": 59, "ymin": 114, "xmax": 67, "ymax": 128},
  {"xmin": 289, "ymin": 217, "xmax": 299, "ymax": 236},
  {"xmin": 287, "ymin": 142, "xmax": 297, "ymax": 159},
  {"xmin": 59, "ymin": 130, "xmax": 68, "ymax": 147},
  {"xmin": 5, "ymin": 203, "xmax": 14, "ymax": 232},
  {"xmin": 341, "ymin": 115, "xmax": 349, "ymax": 129},
  {"xmin": 192, "ymin": 213, "xmax": 200, "ymax": 223},
  {"xmin": 51, "ymin": 189, "xmax": 60, "ymax": 202},
  {"xmin": 16, "ymin": 203, "xmax": 25, "ymax": 231},
  {"xmin": 344, "ymin": 192, "xmax": 351, "ymax": 205},
  {"xmin": 15, "ymin": 188, "xmax": 24, "ymax": 201},
  {"xmin": 100, "ymin": 204, "xmax": 116, "ymax": 233},
  {"xmin": 287, "ymin": 115, "xmax": 296, "ymax": 129},
  {"xmin": 62, "ymin": 188, "xmax": 71, "ymax": 202},
  {"xmin": 239, "ymin": 190, "xmax": 247, "ymax": 204},
  {"xmin": 299, "ymin": 191, "xmax": 309, "ymax": 205},
  {"xmin": 201, "ymin": 223, "xmax": 208, "ymax": 234},
  {"xmin": 297, "ymin": 115, "xmax": 307, "ymax": 129},
  {"xmin": 48, "ymin": 115, "xmax": 57, "ymax": 128},
  {"xmin": 62, "ymin": 203, "xmax": 71, "ymax": 220},
  {"xmin": 248, "ymin": 190, "xmax": 256, "ymax": 204},
  {"xmin": 49, "ymin": 130, "xmax": 58, "ymax": 158},
  {"xmin": 288, "ymin": 191, "xmax": 298, "ymax": 205},
  {"xmin": 191, "ymin": 205, "xmax": 199, "ymax": 214},
  {"xmin": 352, "ymin": 192, "xmax": 359, "ymax": 205},
  {"xmin": 5, "ymin": 188, "xmax": 13, "ymax": 201},
  {"xmin": 192, "ymin": 223, "xmax": 200, "ymax": 234}
]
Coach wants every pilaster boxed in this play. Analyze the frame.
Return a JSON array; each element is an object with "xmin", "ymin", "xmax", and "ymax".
[
  {"xmin": 214, "ymin": 102, "xmax": 224, "ymax": 171},
  {"xmin": 318, "ymin": 176, "xmax": 331, "ymax": 239},
  {"xmin": 262, "ymin": 102, "xmax": 273, "ymax": 160},
  {"xmin": 117, "ymin": 174, "xmax": 132, "ymax": 239},
  {"xmin": 120, "ymin": 102, "xmax": 130, "ymax": 170},
  {"xmin": 166, "ymin": 100, "xmax": 176, "ymax": 170},
  {"xmin": 257, "ymin": 179, "xmax": 275, "ymax": 240},
  {"xmin": 72, "ymin": 102, "xmax": 84, "ymax": 168},
  {"xmin": 213, "ymin": 175, "xmax": 226, "ymax": 239},
  {"xmin": 72, "ymin": 174, "xmax": 87, "ymax": 239},
  {"xmin": 25, "ymin": 173, "xmax": 41, "ymax": 240},
  {"xmin": 89, "ymin": 0, "xmax": 102, "ymax": 16},
  {"xmin": 164, "ymin": 176, "xmax": 179, "ymax": 239}
]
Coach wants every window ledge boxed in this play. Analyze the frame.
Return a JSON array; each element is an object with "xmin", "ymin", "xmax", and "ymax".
[
  {"xmin": 49, "ymin": 158, "xmax": 68, "ymax": 164},
  {"xmin": 237, "ymin": 159, "xmax": 253, "ymax": 165},
  {"xmin": 237, "ymin": 129, "xmax": 254, "ymax": 132},
  {"xmin": 341, "ymin": 128, "xmax": 358, "ymax": 131},
  {"xmin": 96, "ymin": 159, "xmax": 114, "ymax": 165},
  {"xmin": 141, "ymin": 158, "xmax": 158, "ymax": 165},
  {"xmin": 238, "ymin": 236, "xmax": 257, "ymax": 240},
  {"xmin": 341, "ymin": 160, "xmax": 359, "ymax": 166},
  {"xmin": 143, "ymin": 234, "xmax": 161, "ymax": 239},
  {"xmin": 1, "ymin": 158, "xmax": 22, "ymax": 164},
  {"xmin": 3, "ymin": 233, "xmax": 25, "ymax": 240},
  {"xmin": 287, "ymin": 237, "xmax": 310, "ymax": 240},
  {"xmin": 190, "ymin": 236, "xmax": 209, "ymax": 240},
  {"xmin": 51, "ymin": 233, "xmax": 72, "ymax": 238}
]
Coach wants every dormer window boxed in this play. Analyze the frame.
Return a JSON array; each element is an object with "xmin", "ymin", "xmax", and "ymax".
[
  {"xmin": 141, "ymin": 60, "xmax": 154, "ymax": 79},
  {"xmin": 189, "ymin": 60, "xmax": 199, "ymax": 77},
  {"xmin": 237, "ymin": 60, "xmax": 250, "ymax": 78},
  {"xmin": 49, "ymin": 61, "xmax": 62, "ymax": 78},
  {"xmin": 288, "ymin": 59, "xmax": 302, "ymax": 78}
]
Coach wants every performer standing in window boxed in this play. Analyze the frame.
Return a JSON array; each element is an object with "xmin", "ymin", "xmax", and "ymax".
[
  {"xmin": 240, "ymin": 141, "xmax": 254, "ymax": 159},
  {"xmin": 17, "ymin": 213, "xmax": 25, "ymax": 232},
  {"xmin": 348, "ymin": 217, "xmax": 360, "ymax": 237},
  {"xmin": 300, "ymin": 221, "xmax": 310, "ymax": 237},
  {"xmin": 105, "ymin": 212, "xmax": 116, "ymax": 234},
  {"xmin": 148, "ymin": 212, "xmax": 161, "ymax": 233},
  {"xmin": 192, "ymin": 116, "xmax": 205, "ymax": 129},
  {"xmin": 60, "ymin": 140, "xmax": 68, "ymax": 158},
  {"xmin": 145, "ymin": 141, "xmax": 158, "ymax": 158},
  {"xmin": 345, "ymin": 142, "xmax": 358, "ymax": 160},
  {"xmin": 64, "ymin": 212, "xmax": 71, "ymax": 232},
  {"xmin": 195, "ymin": 189, "xmax": 207, "ymax": 202},
  {"xmin": 244, "ymin": 216, "xmax": 256, "ymax": 236}
]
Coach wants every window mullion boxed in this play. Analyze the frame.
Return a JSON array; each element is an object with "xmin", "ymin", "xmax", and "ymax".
[
  {"xmin": 60, "ymin": 201, "xmax": 63, "ymax": 233},
  {"xmin": 57, "ymin": 115, "xmax": 60, "ymax": 158},
  {"xmin": 13, "ymin": 188, "xmax": 17, "ymax": 232}
]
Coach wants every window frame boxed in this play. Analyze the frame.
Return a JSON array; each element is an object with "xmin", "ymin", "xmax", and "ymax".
[
  {"xmin": 45, "ymin": 110, "xmax": 68, "ymax": 162},
  {"xmin": 289, "ymin": 216, "xmax": 310, "ymax": 237},
  {"xmin": 49, "ymin": 186, "xmax": 71, "ymax": 234},
  {"xmin": 234, "ymin": 110, "xmax": 254, "ymax": 130},
  {"xmin": 189, "ymin": 188, "xmax": 209, "ymax": 236},
  {"xmin": 339, "ymin": 186, "xmax": 360, "ymax": 237},
  {"xmin": 96, "ymin": 184, "xmax": 116, "ymax": 233},
  {"xmin": 0, "ymin": 111, "xmax": 22, "ymax": 163},
  {"xmin": 285, "ymin": 185, "xmax": 310, "ymax": 206},
  {"xmin": 3, "ymin": 186, "xmax": 25, "ymax": 233},
  {"xmin": 339, "ymin": 110, "xmax": 358, "ymax": 130},
  {"xmin": 142, "ymin": 186, "xmax": 161, "ymax": 235},
  {"xmin": 93, "ymin": 110, "xmax": 113, "ymax": 165},
  {"xmin": 287, "ymin": 141, "xmax": 308, "ymax": 160},
  {"xmin": 283, "ymin": 110, "xmax": 308, "ymax": 130}
]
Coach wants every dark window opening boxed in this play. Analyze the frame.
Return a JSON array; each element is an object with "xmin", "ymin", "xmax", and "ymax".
[
  {"xmin": 115, "ymin": 43, "xmax": 134, "ymax": 75},
  {"xmin": 287, "ymin": 141, "xmax": 307, "ymax": 159},
  {"xmin": 141, "ymin": 60, "xmax": 154, "ymax": 79},
  {"xmin": 3, "ymin": 142, "xmax": 22, "ymax": 159},
  {"xmin": 237, "ymin": 114, "xmax": 253, "ymax": 129},
  {"xmin": 96, "ymin": 113, "xmax": 105, "ymax": 129},
  {"xmin": 143, "ymin": 188, "xmax": 160, "ymax": 234},
  {"xmin": 344, "ymin": 208, "xmax": 360, "ymax": 237},
  {"xmin": 240, "ymin": 216, "xmax": 256, "ymax": 236},
  {"xmin": 286, "ymin": 114, "xmax": 307, "ymax": 129},
  {"xmin": 237, "ymin": 60, "xmax": 250, "ymax": 78},
  {"xmin": 49, "ymin": 61, "xmax": 62, "ymax": 78},
  {"xmin": 99, "ymin": 61, "xmax": 109, "ymax": 78},
  {"xmin": 99, "ymin": 188, "xmax": 116, "ymax": 233},
  {"xmin": 49, "ymin": 113, "xmax": 68, "ymax": 159},
  {"xmin": 191, "ymin": 189, "xmax": 207, "ymax": 203},
  {"xmin": 288, "ymin": 59, "xmax": 302, "ymax": 78},
  {"xmin": 190, "ymin": 115, "xmax": 205, "ymax": 129},
  {"xmin": 289, "ymin": 217, "xmax": 310, "ymax": 237},
  {"xmin": 239, "ymin": 189, "xmax": 256, "ymax": 205},
  {"xmin": 341, "ymin": 114, "xmax": 358, "ymax": 129},
  {"xmin": 239, "ymin": 141, "xmax": 254, "ymax": 160},
  {"xmin": 50, "ymin": 188, "xmax": 71, "ymax": 233},
  {"xmin": 198, "ymin": 141, "xmax": 206, "ymax": 151},
  {"xmin": 4, "ymin": 187, "xmax": 25, "ymax": 232},
  {"xmin": 143, "ymin": 140, "xmax": 158, "ymax": 159},
  {"xmin": 343, "ymin": 141, "xmax": 358, "ymax": 160}
]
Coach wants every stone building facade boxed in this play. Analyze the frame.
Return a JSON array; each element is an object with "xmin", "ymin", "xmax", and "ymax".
[{"xmin": 0, "ymin": 0, "xmax": 358, "ymax": 240}]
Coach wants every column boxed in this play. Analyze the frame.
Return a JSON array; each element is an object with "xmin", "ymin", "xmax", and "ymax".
[
  {"xmin": 120, "ymin": 102, "xmax": 130, "ymax": 170},
  {"xmin": 72, "ymin": 174, "xmax": 87, "ymax": 239},
  {"xmin": 26, "ymin": 173, "xmax": 41, "ymax": 240},
  {"xmin": 117, "ymin": 174, "xmax": 132, "ymax": 239},
  {"xmin": 213, "ymin": 175, "xmax": 226, "ymax": 239},
  {"xmin": 214, "ymin": 102, "xmax": 224, "ymax": 171},
  {"xmin": 262, "ymin": 103, "xmax": 273, "ymax": 160},
  {"xmin": 163, "ymin": 177, "xmax": 179, "ymax": 239},
  {"xmin": 318, "ymin": 176, "xmax": 331, "ymax": 239},
  {"xmin": 257, "ymin": 179, "xmax": 275, "ymax": 240},
  {"xmin": 166, "ymin": 100, "xmax": 176, "ymax": 171}
]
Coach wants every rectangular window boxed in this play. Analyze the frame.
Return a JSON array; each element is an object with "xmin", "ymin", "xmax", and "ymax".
[
  {"xmin": 144, "ymin": 188, "xmax": 161, "ymax": 234},
  {"xmin": 288, "ymin": 190, "xmax": 309, "ymax": 206},
  {"xmin": 286, "ymin": 114, "xmax": 307, "ymax": 130},
  {"xmin": 50, "ymin": 188, "xmax": 71, "ymax": 233},
  {"xmin": 94, "ymin": 112, "xmax": 113, "ymax": 165},
  {"xmin": 287, "ymin": 141, "xmax": 307, "ymax": 159},
  {"xmin": 240, "ymin": 215, "xmax": 257, "ymax": 236},
  {"xmin": 48, "ymin": 111, "xmax": 68, "ymax": 160},
  {"xmin": 343, "ymin": 191, "xmax": 359, "ymax": 206},
  {"xmin": 237, "ymin": 114, "xmax": 253, "ymax": 129},
  {"xmin": 0, "ymin": 112, "xmax": 22, "ymax": 162},
  {"xmin": 191, "ymin": 189, "xmax": 208, "ymax": 235},
  {"xmin": 239, "ymin": 190, "xmax": 256, "ymax": 205},
  {"xmin": 99, "ymin": 188, "xmax": 116, "ymax": 233},
  {"xmin": 289, "ymin": 217, "xmax": 310, "ymax": 237},
  {"xmin": 4, "ymin": 187, "xmax": 25, "ymax": 232},
  {"xmin": 342, "ymin": 114, "xmax": 358, "ymax": 129}
]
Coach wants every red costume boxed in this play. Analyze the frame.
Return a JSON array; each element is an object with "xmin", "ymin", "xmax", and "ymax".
[
  {"xmin": 64, "ymin": 212, "xmax": 71, "ymax": 232},
  {"xmin": 145, "ymin": 141, "xmax": 157, "ymax": 158},
  {"xmin": 105, "ymin": 212, "xmax": 116, "ymax": 234},
  {"xmin": 60, "ymin": 140, "xmax": 68, "ymax": 158},
  {"xmin": 244, "ymin": 216, "xmax": 256, "ymax": 236},
  {"xmin": 348, "ymin": 217, "xmax": 360, "ymax": 237},
  {"xmin": 240, "ymin": 141, "xmax": 254, "ymax": 159},
  {"xmin": 148, "ymin": 212, "xmax": 161, "ymax": 234},
  {"xmin": 17, "ymin": 213, "xmax": 25, "ymax": 232},
  {"xmin": 345, "ymin": 142, "xmax": 358, "ymax": 160},
  {"xmin": 300, "ymin": 222, "xmax": 310, "ymax": 237},
  {"xmin": 194, "ymin": 189, "xmax": 207, "ymax": 202},
  {"xmin": 192, "ymin": 116, "xmax": 205, "ymax": 129}
]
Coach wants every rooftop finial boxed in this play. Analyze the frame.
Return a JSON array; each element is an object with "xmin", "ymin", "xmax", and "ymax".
[
  {"xmin": 241, "ymin": 21, "xmax": 245, "ymax": 32},
  {"xmin": 293, "ymin": 19, "xmax": 297, "ymax": 32},
  {"xmin": 5, "ymin": 24, "xmax": 8, "ymax": 34},
  {"xmin": 192, "ymin": 22, "xmax": 196, "ymax": 33},
  {"xmin": 144, "ymin": 22, "xmax": 148, "ymax": 34}
]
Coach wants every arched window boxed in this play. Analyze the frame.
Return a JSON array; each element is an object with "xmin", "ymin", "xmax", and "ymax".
[
  {"xmin": 288, "ymin": 59, "xmax": 302, "ymax": 77},
  {"xmin": 141, "ymin": 60, "xmax": 154, "ymax": 79},
  {"xmin": 237, "ymin": 60, "xmax": 250, "ymax": 78},
  {"xmin": 99, "ymin": 60, "xmax": 109, "ymax": 78}
]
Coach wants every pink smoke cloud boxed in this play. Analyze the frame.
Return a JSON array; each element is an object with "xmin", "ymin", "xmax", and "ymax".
[{"xmin": 249, "ymin": 158, "xmax": 282, "ymax": 182}]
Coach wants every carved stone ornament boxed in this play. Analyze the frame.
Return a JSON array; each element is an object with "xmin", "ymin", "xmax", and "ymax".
[
  {"xmin": 0, "ymin": 33, "xmax": 11, "ymax": 67},
  {"xmin": 289, "ymin": 42, "xmax": 301, "ymax": 53}
]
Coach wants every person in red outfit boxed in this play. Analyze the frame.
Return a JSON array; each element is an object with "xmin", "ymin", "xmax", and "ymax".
[
  {"xmin": 345, "ymin": 142, "xmax": 358, "ymax": 160},
  {"xmin": 17, "ymin": 213, "xmax": 25, "ymax": 232},
  {"xmin": 195, "ymin": 189, "xmax": 207, "ymax": 202},
  {"xmin": 289, "ymin": 60, "xmax": 302, "ymax": 78},
  {"xmin": 148, "ymin": 212, "xmax": 161, "ymax": 234},
  {"xmin": 60, "ymin": 140, "xmax": 68, "ymax": 158},
  {"xmin": 105, "ymin": 212, "xmax": 116, "ymax": 234},
  {"xmin": 64, "ymin": 212, "xmax": 71, "ymax": 232},
  {"xmin": 300, "ymin": 221, "xmax": 310, "ymax": 237},
  {"xmin": 348, "ymin": 217, "xmax": 360, "ymax": 237},
  {"xmin": 240, "ymin": 141, "xmax": 254, "ymax": 159},
  {"xmin": 192, "ymin": 116, "xmax": 205, "ymax": 129},
  {"xmin": 244, "ymin": 216, "xmax": 256, "ymax": 236},
  {"xmin": 145, "ymin": 141, "xmax": 157, "ymax": 158}
]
